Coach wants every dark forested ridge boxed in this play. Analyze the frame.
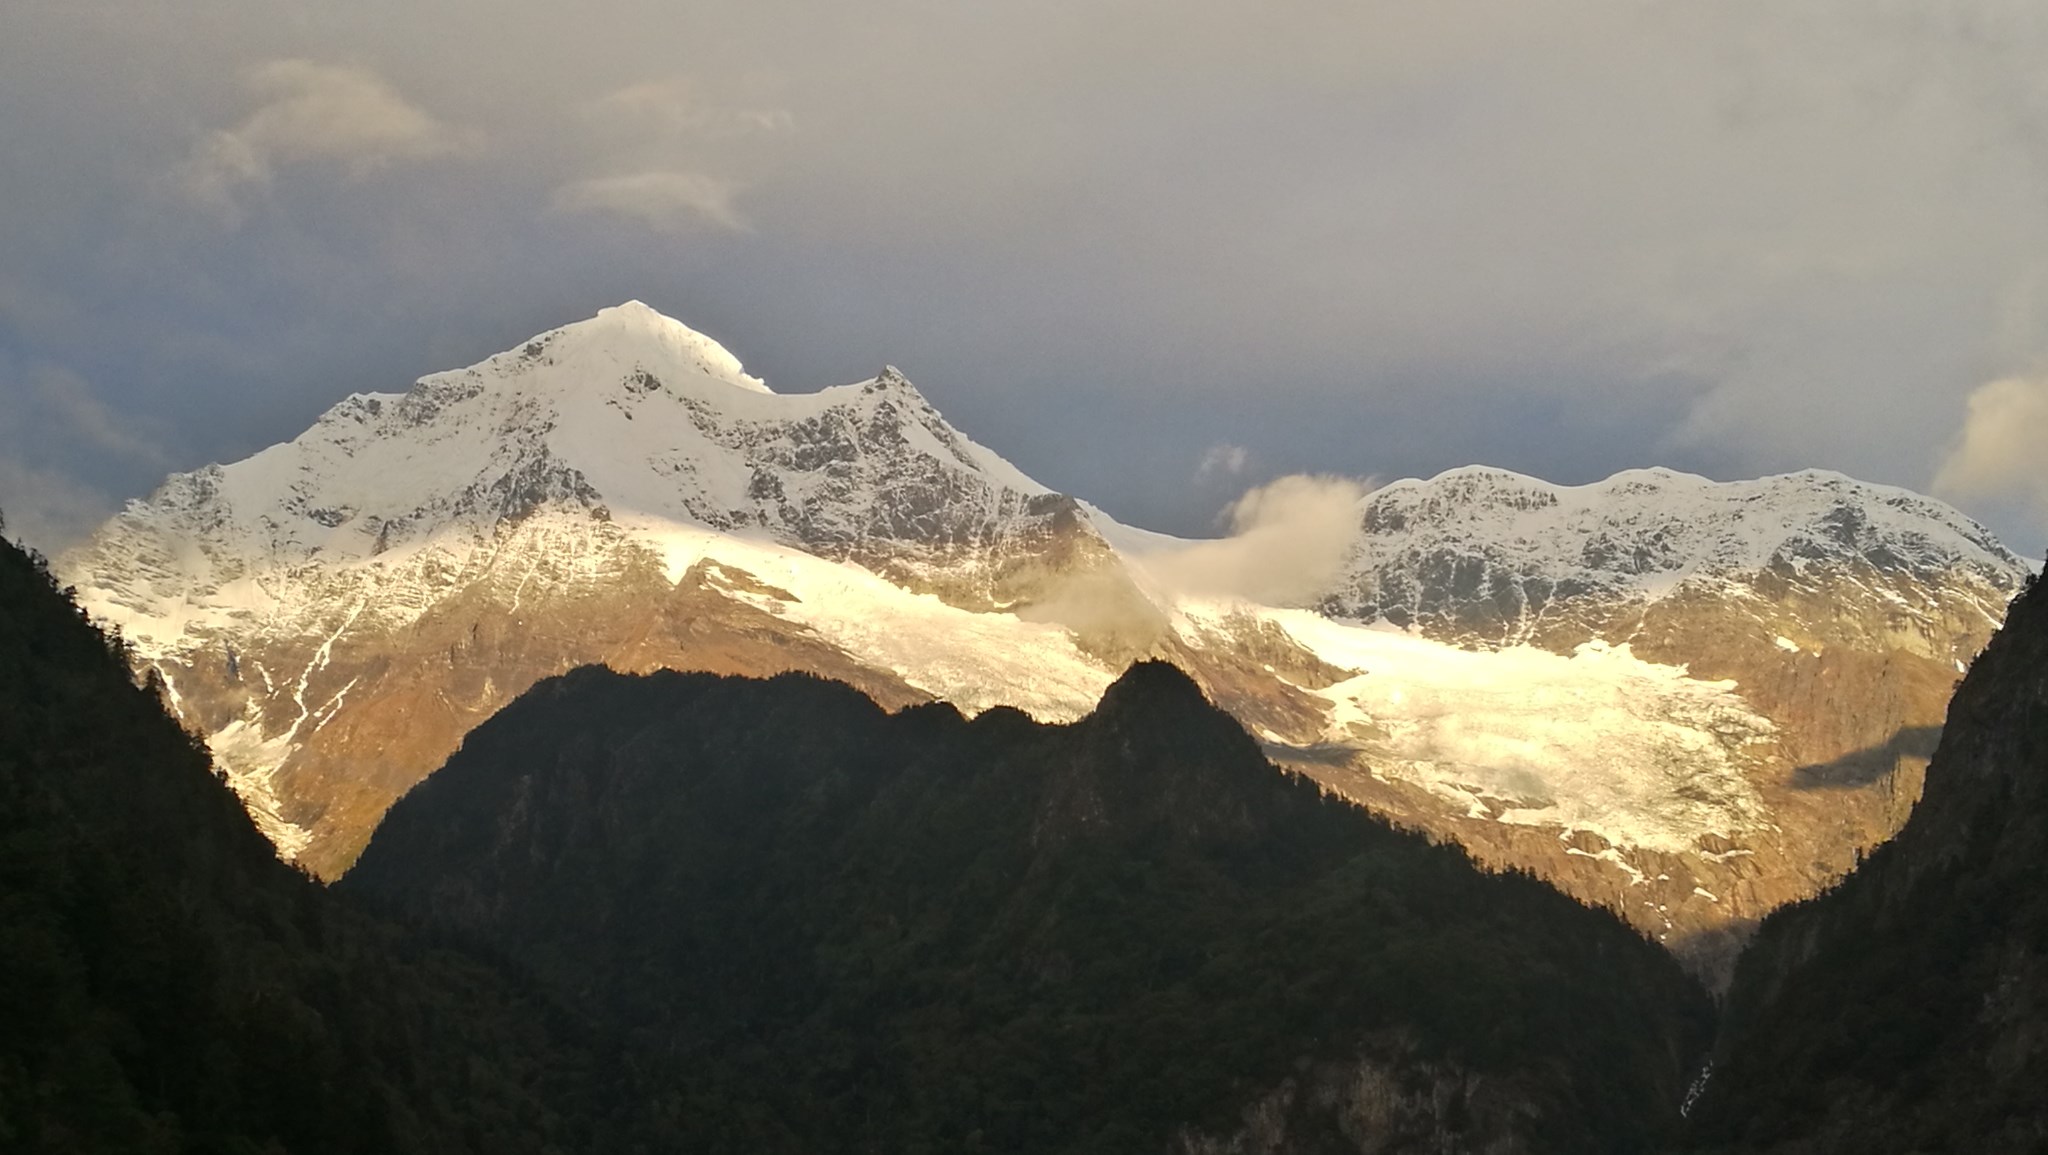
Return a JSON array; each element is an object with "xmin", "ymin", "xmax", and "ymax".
[
  {"xmin": 343, "ymin": 659, "xmax": 1713, "ymax": 1152},
  {"xmin": 0, "ymin": 531, "xmax": 637, "ymax": 1153},
  {"xmin": 1688, "ymin": 564, "xmax": 2048, "ymax": 1154}
]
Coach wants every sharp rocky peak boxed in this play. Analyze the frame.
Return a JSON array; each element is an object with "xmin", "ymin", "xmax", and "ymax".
[{"xmin": 474, "ymin": 299, "xmax": 774, "ymax": 398}]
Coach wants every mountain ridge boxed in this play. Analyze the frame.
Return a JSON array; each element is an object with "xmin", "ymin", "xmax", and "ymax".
[
  {"xmin": 341, "ymin": 657, "xmax": 1715, "ymax": 1152},
  {"xmin": 1334, "ymin": 463, "xmax": 2018, "ymax": 640}
]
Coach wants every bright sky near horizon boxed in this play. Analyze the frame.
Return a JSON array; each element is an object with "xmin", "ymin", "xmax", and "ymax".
[{"xmin": 3, "ymin": 1, "xmax": 2047, "ymax": 556}]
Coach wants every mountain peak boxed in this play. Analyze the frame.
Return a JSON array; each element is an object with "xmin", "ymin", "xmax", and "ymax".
[
  {"xmin": 59, "ymin": 300, "xmax": 1067, "ymax": 657},
  {"xmin": 866, "ymin": 364, "xmax": 913, "ymax": 392},
  {"xmin": 525, "ymin": 300, "xmax": 772, "ymax": 396},
  {"xmin": 1098, "ymin": 659, "xmax": 1209, "ymax": 711},
  {"xmin": 1089, "ymin": 660, "xmax": 1255, "ymax": 759},
  {"xmin": 600, "ymin": 298, "xmax": 662, "ymax": 320}
]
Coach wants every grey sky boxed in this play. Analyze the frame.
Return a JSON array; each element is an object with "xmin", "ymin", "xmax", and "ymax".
[{"xmin": 4, "ymin": 0, "xmax": 2047, "ymax": 556}]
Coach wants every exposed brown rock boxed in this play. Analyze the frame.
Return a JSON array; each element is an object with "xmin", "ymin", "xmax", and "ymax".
[
  {"xmin": 1274, "ymin": 563, "xmax": 2007, "ymax": 984},
  {"xmin": 153, "ymin": 547, "xmax": 931, "ymax": 879}
]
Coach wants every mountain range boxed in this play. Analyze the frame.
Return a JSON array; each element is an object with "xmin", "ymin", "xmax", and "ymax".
[
  {"xmin": 10, "ymin": 324, "xmax": 2048, "ymax": 1148},
  {"xmin": 56, "ymin": 301, "xmax": 2030, "ymax": 977}
]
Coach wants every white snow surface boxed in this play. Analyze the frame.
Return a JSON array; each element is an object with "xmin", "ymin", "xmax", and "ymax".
[
  {"xmin": 1206, "ymin": 604, "xmax": 1775, "ymax": 852},
  {"xmin": 66, "ymin": 300, "xmax": 1052, "ymax": 648},
  {"xmin": 1325, "ymin": 464, "xmax": 2026, "ymax": 629},
  {"xmin": 620, "ymin": 513, "xmax": 1115, "ymax": 722}
]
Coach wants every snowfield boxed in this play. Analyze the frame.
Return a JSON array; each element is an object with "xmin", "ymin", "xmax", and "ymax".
[{"xmin": 1256, "ymin": 606, "xmax": 1772, "ymax": 852}]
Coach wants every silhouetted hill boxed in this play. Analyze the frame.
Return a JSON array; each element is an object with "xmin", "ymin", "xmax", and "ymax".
[
  {"xmin": 0, "ymin": 530, "xmax": 621, "ymax": 1153},
  {"xmin": 1690, "ymin": 566, "xmax": 2048, "ymax": 1152},
  {"xmin": 346, "ymin": 659, "xmax": 1714, "ymax": 1152}
]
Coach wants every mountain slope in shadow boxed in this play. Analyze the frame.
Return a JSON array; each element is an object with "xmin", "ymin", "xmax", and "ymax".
[
  {"xmin": 345, "ymin": 659, "xmax": 1714, "ymax": 1153},
  {"xmin": 0, "ymin": 530, "xmax": 635, "ymax": 1153}
]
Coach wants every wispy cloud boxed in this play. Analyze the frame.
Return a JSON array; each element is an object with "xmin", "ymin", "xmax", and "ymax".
[
  {"xmin": 1933, "ymin": 374, "xmax": 2048, "ymax": 532},
  {"xmin": 552, "ymin": 171, "xmax": 749, "ymax": 233},
  {"xmin": 1196, "ymin": 443, "xmax": 1250, "ymax": 481},
  {"xmin": 175, "ymin": 60, "xmax": 474, "ymax": 221},
  {"xmin": 1139, "ymin": 474, "xmax": 1370, "ymax": 605},
  {"xmin": 550, "ymin": 78, "xmax": 788, "ymax": 236},
  {"xmin": 586, "ymin": 79, "xmax": 792, "ymax": 140},
  {"xmin": 0, "ymin": 363, "xmax": 147, "ymax": 553},
  {"xmin": 0, "ymin": 457, "xmax": 113, "ymax": 555},
  {"xmin": 27, "ymin": 364, "xmax": 165, "ymax": 464}
]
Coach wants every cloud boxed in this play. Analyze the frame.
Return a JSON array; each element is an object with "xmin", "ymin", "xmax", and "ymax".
[
  {"xmin": 176, "ymin": 59, "xmax": 473, "ymax": 218},
  {"xmin": 1933, "ymin": 375, "xmax": 2048, "ymax": 531},
  {"xmin": 552, "ymin": 81, "xmax": 785, "ymax": 235},
  {"xmin": 1013, "ymin": 470, "xmax": 1369, "ymax": 650},
  {"xmin": 552, "ymin": 171, "xmax": 748, "ymax": 233},
  {"xmin": 1196, "ymin": 443, "xmax": 1250, "ymax": 480},
  {"xmin": 0, "ymin": 457, "xmax": 115, "ymax": 555},
  {"xmin": 1139, "ymin": 475, "xmax": 1370, "ymax": 605},
  {"xmin": 29, "ymin": 365, "xmax": 164, "ymax": 464},
  {"xmin": 11, "ymin": 0, "xmax": 2048, "ymax": 548},
  {"xmin": 0, "ymin": 361, "xmax": 162, "ymax": 553},
  {"xmin": 586, "ymin": 79, "xmax": 792, "ymax": 140},
  {"xmin": 0, "ymin": 362, "xmax": 163, "ymax": 465}
]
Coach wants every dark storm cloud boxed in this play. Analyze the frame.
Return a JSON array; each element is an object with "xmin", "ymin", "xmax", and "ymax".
[{"xmin": 4, "ymin": 0, "xmax": 2047, "ymax": 555}]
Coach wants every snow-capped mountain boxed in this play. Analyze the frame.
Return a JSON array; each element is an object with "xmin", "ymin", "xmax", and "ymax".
[
  {"xmin": 1281, "ymin": 462, "xmax": 2025, "ymax": 974},
  {"xmin": 1330, "ymin": 464, "xmax": 2017, "ymax": 644},
  {"xmin": 67, "ymin": 303, "xmax": 1139, "ymax": 866},
  {"xmin": 80, "ymin": 301, "xmax": 1103, "ymax": 642},
  {"xmin": 58, "ymin": 303, "xmax": 2031, "ymax": 979}
]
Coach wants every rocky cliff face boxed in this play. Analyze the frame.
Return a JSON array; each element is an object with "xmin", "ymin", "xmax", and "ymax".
[
  {"xmin": 57, "ymin": 303, "xmax": 2029, "ymax": 974},
  {"xmin": 1685, "ymin": 564, "xmax": 2048, "ymax": 1152}
]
